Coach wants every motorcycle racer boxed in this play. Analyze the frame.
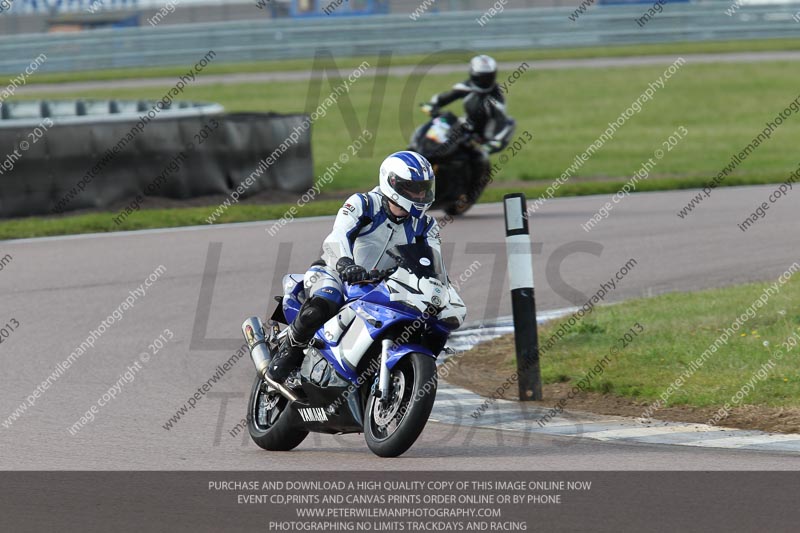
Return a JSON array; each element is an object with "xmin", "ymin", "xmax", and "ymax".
[
  {"xmin": 422, "ymin": 55, "xmax": 516, "ymax": 155},
  {"xmin": 267, "ymin": 150, "xmax": 466, "ymax": 383}
]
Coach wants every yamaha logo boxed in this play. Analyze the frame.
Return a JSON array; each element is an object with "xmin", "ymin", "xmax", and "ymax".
[{"xmin": 299, "ymin": 408, "xmax": 329, "ymax": 423}]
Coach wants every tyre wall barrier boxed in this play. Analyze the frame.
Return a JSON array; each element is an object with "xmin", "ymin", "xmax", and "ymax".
[{"xmin": 0, "ymin": 101, "xmax": 313, "ymax": 218}]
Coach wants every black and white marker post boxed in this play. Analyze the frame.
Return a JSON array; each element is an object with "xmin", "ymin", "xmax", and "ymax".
[{"xmin": 503, "ymin": 193, "xmax": 542, "ymax": 401}]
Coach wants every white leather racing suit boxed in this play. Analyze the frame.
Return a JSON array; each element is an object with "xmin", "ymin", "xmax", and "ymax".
[
  {"xmin": 302, "ymin": 187, "xmax": 443, "ymax": 309},
  {"xmin": 322, "ymin": 187, "xmax": 441, "ymax": 270}
]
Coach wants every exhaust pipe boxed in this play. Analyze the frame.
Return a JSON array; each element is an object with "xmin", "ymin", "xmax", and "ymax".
[
  {"xmin": 241, "ymin": 317, "xmax": 298, "ymax": 402},
  {"xmin": 242, "ymin": 317, "xmax": 271, "ymax": 378}
]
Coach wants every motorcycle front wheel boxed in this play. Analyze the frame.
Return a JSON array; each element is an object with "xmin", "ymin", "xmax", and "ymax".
[
  {"xmin": 443, "ymin": 159, "xmax": 488, "ymax": 216},
  {"xmin": 248, "ymin": 375, "xmax": 308, "ymax": 451},
  {"xmin": 364, "ymin": 352, "xmax": 437, "ymax": 458},
  {"xmin": 444, "ymin": 193, "xmax": 474, "ymax": 216}
]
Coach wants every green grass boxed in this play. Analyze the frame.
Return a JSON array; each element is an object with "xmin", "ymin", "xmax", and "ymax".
[
  {"xmin": 0, "ymin": 171, "xmax": 783, "ymax": 240},
  {"xmin": 531, "ymin": 277, "xmax": 800, "ymax": 408},
  {"xmin": 12, "ymin": 38, "xmax": 800, "ymax": 84},
  {"xmin": 0, "ymin": 201, "xmax": 347, "ymax": 240},
  {"xmin": 5, "ymin": 43, "xmax": 800, "ymax": 239},
  {"xmin": 14, "ymin": 59, "xmax": 800, "ymax": 191}
]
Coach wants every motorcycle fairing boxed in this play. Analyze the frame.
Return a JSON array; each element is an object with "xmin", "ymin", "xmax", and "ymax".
[
  {"xmin": 386, "ymin": 343, "xmax": 437, "ymax": 368},
  {"xmin": 293, "ymin": 347, "xmax": 364, "ymax": 433},
  {"xmin": 281, "ymin": 274, "xmax": 305, "ymax": 324}
]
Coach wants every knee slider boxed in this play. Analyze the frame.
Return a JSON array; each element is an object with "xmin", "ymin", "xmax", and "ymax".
[
  {"xmin": 308, "ymin": 295, "xmax": 340, "ymax": 319},
  {"xmin": 294, "ymin": 296, "xmax": 339, "ymax": 338}
]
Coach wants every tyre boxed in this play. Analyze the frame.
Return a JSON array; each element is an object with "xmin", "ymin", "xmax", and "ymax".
[
  {"xmin": 444, "ymin": 193, "xmax": 474, "ymax": 216},
  {"xmin": 364, "ymin": 352, "xmax": 437, "ymax": 457},
  {"xmin": 443, "ymin": 159, "xmax": 487, "ymax": 216},
  {"xmin": 247, "ymin": 375, "xmax": 308, "ymax": 451}
]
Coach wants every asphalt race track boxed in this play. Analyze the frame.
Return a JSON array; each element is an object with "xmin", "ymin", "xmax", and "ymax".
[{"xmin": 1, "ymin": 185, "xmax": 798, "ymax": 470}]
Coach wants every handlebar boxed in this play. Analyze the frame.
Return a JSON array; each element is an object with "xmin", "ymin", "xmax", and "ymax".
[{"xmin": 351, "ymin": 266, "xmax": 398, "ymax": 285}]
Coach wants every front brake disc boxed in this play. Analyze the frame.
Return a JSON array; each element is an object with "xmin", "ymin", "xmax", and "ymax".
[{"xmin": 372, "ymin": 372, "xmax": 406, "ymax": 426}]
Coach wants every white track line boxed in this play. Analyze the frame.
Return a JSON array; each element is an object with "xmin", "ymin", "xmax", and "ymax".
[
  {"xmin": 584, "ymin": 425, "xmax": 729, "ymax": 441},
  {"xmin": 676, "ymin": 434, "xmax": 800, "ymax": 449}
]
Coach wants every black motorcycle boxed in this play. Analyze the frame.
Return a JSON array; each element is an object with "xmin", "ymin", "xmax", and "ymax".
[{"xmin": 409, "ymin": 109, "xmax": 490, "ymax": 216}]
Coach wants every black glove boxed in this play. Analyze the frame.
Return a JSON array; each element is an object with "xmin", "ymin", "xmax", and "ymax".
[{"xmin": 336, "ymin": 257, "xmax": 368, "ymax": 283}]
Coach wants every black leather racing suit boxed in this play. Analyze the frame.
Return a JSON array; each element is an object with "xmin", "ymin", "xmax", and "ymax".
[{"xmin": 427, "ymin": 79, "xmax": 515, "ymax": 153}]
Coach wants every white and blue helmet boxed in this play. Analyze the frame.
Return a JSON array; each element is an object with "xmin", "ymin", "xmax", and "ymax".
[{"xmin": 379, "ymin": 150, "xmax": 436, "ymax": 218}]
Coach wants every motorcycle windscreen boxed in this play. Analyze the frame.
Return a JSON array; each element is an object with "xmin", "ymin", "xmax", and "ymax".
[
  {"xmin": 386, "ymin": 243, "xmax": 447, "ymax": 283},
  {"xmin": 425, "ymin": 117, "xmax": 451, "ymax": 144}
]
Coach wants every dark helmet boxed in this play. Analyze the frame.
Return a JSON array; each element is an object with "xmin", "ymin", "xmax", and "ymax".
[{"xmin": 469, "ymin": 55, "xmax": 497, "ymax": 90}]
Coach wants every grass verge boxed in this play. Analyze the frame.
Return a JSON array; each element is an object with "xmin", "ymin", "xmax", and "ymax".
[
  {"xmin": 5, "ymin": 42, "xmax": 800, "ymax": 238},
  {"xmin": 0, "ymin": 174, "xmax": 778, "ymax": 240},
  {"xmin": 445, "ymin": 275, "xmax": 800, "ymax": 433},
  {"xmin": 13, "ymin": 38, "xmax": 800, "ymax": 85},
  {"xmin": 16, "ymin": 59, "xmax": 800, "ymax": 193},
  {"xmin": 0, "ymin": 200, "xmax": 347, "ymax": 240}
]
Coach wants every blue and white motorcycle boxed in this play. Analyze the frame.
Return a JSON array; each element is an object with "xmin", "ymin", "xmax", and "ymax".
[{"xmin": 241, "ymin": 243, "xmax": 466, "ymax": 457}]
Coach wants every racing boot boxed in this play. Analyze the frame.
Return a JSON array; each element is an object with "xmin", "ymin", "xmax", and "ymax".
[
  {"xmin": 267, "ymin": 296, "xmax": 338, "ymax": 383},
  {"xmin": 267, "ymin": 328, "xmax": 306, "ymax": 383}
]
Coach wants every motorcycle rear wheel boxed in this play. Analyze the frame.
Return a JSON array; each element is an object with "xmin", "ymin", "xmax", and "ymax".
[
  {"xmin": 248, "ymin": 375, "xmax": 308, "ymax": 451},
  {"xmin": 364, "ymin": 352, "xmax": 437, "ymax": 458}
]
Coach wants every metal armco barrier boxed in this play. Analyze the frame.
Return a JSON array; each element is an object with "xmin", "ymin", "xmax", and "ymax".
[
  {"xmin": 0, "ymin": 2, "xmax": 798, "ymax": 74},
  {"xmin": 0, "ymin": 105, "xmax": 313, "ymax": 218}
]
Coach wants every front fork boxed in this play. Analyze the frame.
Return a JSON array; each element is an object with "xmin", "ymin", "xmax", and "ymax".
[{"xmin": 377, "ymin": 338, "xmax": 393, "ymax": 404}]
